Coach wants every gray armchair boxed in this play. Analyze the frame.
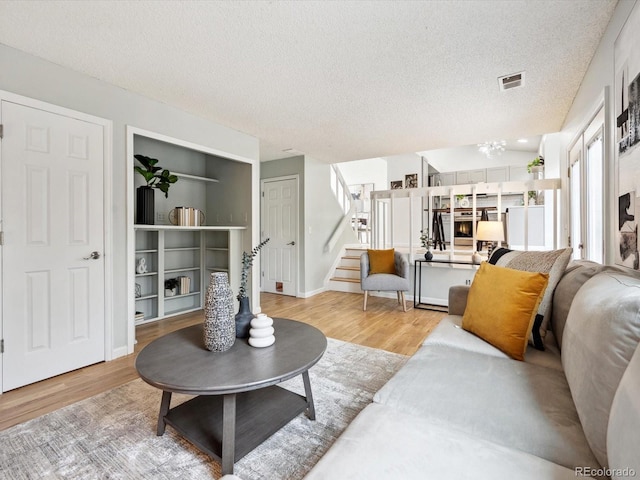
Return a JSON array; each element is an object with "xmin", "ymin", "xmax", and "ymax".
[{"xmin": 360, "ymin": 251, "xmax": 410, "ymax": 311}]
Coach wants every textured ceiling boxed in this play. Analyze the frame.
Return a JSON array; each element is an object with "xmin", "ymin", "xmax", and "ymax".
[{"xmin": 0, "ymin": 1, "xmax": 617, "ymax": 163}]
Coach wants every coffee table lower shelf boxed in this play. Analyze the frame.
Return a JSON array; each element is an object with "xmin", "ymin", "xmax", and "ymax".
[{"xmin": 163, "ymin": 385, "xmax": 308, "ymax": 462}]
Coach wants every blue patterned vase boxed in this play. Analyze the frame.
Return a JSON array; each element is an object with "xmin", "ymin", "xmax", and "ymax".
[{"xmin": 203, "ymin": 272, "xmax": 235, "ymax": 352}]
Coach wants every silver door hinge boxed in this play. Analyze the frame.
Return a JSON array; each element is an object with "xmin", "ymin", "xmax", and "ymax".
[
  {"xmin": 0, "ymin": 124, "xmax": 3, "ymax": 139},
  {"xmin": 0, "ymin": 231, "xmax": 4, "ymax": 245},
  {"xmin": 1, "ymin": 339, "xmax": 4, "ymax": 354}
]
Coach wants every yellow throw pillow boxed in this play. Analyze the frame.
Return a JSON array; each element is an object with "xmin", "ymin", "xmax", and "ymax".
[
  {"xmin": 462, "ymin": 262, "xmax": 549, "ymax": 361},
  {"xmin": 368, "ymin": 249, "xmax": 396, "ymax": 274}
]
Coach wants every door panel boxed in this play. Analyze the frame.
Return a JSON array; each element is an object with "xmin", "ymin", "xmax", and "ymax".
[
  {"xmin": 261, "ymin": 178, "xmax": 298, "ymax": 296},
  {"xmin": 2, "ymin": 100, "xmax": 105, "ymax": 391}
]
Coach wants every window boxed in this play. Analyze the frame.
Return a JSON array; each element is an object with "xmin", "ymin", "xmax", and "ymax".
[{"xmin": 568, "ymin": 106, "xmax": 605, "ymax": 262}]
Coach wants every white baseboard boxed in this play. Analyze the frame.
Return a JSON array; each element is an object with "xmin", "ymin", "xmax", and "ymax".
[
  {"xmin": 300, "ymin": 286, "xmax": 327, "ymax": 298},
  {"xmin": 111, "ymin": 345, "xmax": 129, "ymax": 360}
]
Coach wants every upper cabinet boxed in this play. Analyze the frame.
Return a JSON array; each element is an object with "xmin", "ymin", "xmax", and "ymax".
[
  {"xmin": 433, "ymin": 172, "xmax": 455, "ymax": 186},
  {"xmin": 509, "ymin": 165, "xmax": 530, "ymax": 183},
  {"xmin": 456, "ymin": 169, "xmax": 486, "ymax": 185},
  {"xmin": 486, "ymin": 166, "xmax": 509, "ymax": 183},
  {"xmin": 432, "ymin": 164, "xmax": 531, "ymax": 187}
]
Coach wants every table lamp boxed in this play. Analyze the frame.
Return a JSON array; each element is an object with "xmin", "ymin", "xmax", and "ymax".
[{"xmin": 476, "ymin": 220, "xmax": 504, "ymax": 260}]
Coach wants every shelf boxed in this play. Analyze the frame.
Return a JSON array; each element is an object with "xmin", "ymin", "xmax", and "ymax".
[
  {"xmin": 164, "ymin": 306, "xmax": 202, "ymax": 317},
  {"xmin": 173, "ymin": 172, "xmax": 219, "ymax": 183},
  {"xmin": 136, "ymin": 249, "xmax": 158, "ymax": 254},
  {"xmin": 165, "ymin": 291, "xmax": 201, "ymax": 301},
  {"xmin": 206, "ymin": 247, "xmax": 229, "ymax": 252},
  {"xmin": 165, "ymin": 247, "xmax": 200, "ymax": 252},
  {"xmin": 135, "ymin": 225, "xmax": 246, "ymax": 231},
  {"xmin": 207, "ymin": 267, "xmax": 229, "ymax": 272},
  {"xmin": 136, "ymin": 271, "xmax": 158, "ymax": 277},
  {"xmin": 136, "ymin": 294, "xmax": 158, "ymax": 301},
  {"xmin": 165, "ymin": 267, "xmax": 201, "ymax": 274}
]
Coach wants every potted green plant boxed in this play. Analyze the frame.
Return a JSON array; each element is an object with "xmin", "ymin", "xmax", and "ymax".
[
  {"xmin": 527, "ymin": 156, "xmax": 544, "ymax": 174},
  {"xmin": 235, "ymin": 238, "xmax": 270, "ymax": 338},
  {"xmin": 164, "ymin": 278, "xmax": 179, "ymax": 297},
  {"xmin": 420, "ymin": 229, "xmax": 434, "ymax": 261},
  {"xmin": 134, "ymin": 154, "xmax": 178, "ymax": 224}
]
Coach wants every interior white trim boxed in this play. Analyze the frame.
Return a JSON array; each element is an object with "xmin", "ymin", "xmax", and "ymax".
[
  {"xmin": 260, "ymin": 174, "xmax": 301, "ymax": 298},
  {"xmin": 0, "ymin": 90, "xmax": 114, "ymax": 392},
  {"xmin": 126, "ymin": 126, "xmax": 256, "ymax": 354}
]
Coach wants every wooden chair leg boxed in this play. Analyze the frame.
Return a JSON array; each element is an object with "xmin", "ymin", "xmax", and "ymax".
[
  {"xmin": 396, "ymin": 291, "xmax": 401, "ymax": 304},
  {"xmin": 400, "ymin": 291, "xmax": 407, "ymax": 312},
  {"xmin": 363, "ymin": 291, "xmax": 368, "ymax": 311}
]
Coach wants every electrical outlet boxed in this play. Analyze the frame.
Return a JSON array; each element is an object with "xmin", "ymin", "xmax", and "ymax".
[
  {"xmin": 465, "ymin": 279, "xmax": 471, "ymax": 286},
  {"xmin": 157, "ymin": 212, "xmax": 166, "ymax": 223}
]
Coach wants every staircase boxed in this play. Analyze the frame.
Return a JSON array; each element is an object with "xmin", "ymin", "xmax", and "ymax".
[{"xmin": 328, "ymin": 246, "xmax": 366, "ymax": 293}]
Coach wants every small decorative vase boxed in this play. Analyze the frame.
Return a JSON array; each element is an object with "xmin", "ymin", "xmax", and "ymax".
[
  {"xmin": 248, "ymin": 313, "xmax": 275, "ymax": 348},
  {"xmin": 235, "ymin": 296, "xmax": 253, "ymax": 338},
  {"xmin": 472, "ymin": 251, "xmax": 483, "ymax": 265},
  {"xmin": 136, "ymin": 186, "xmax": 155, "ymax": 225},
  {"xmin": 424, "ymin": 250, "xmax": 433, "ymax": 261},
  {"xmin": 203, "ymin": 272, "xmax": 235, "ymax": 352}
]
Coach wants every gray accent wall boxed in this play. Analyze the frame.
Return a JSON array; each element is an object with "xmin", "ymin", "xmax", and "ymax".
[{"xmin": 0, "ymin": 43, "xmax": 259, "ymax": 353}]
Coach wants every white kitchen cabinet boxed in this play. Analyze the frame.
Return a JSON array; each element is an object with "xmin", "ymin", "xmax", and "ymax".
[
  {"xmin": 434, "ymin": 172, "xmax": 456, "ymax": 186},
  {"xmin": 456, "ymin": 169, "xmax": 486, "ymax": 184},
  {"xmin": 509, "ymin": 165, "xmax": 530, "ymax": 182},
  {"xmin": 486, "ymin": 167, "xmax": 509, "ymax": 183},
  {"xmin": 507, "ymin": 205, "xmax": 546, "ymax": 249}
]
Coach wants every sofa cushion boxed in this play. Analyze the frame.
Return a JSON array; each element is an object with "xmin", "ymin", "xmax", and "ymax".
[
  {"xmin": 462, "ymin": 262, "xmax": 549, "ymax": 360},
  {"xmin": 304, "ymin": 403, "xmax": 578, "ymax": 480},
  {"xmin": 424, "ymin": 315, "xmax": 563, "ymax": 372},
  {"xmin": 373, "ymin": 344, "xmax": 600, "ymax": 470},
  {"xmin": 551, "ymin": 260, "xmax": 605, "ymax": 349},
  {"xmin": 489, "ymin": 247, "xmax": 572, "ymax": 349},
  {"xmin": 367, "ymin": 248, "xmax": 395, "ymax": 274},
  {"xmin": 562, "ymin": 271, "xmax": 640, "ymax": 468},
  {"xmin": 607, "ymin": 344, "xmax": 640, "ymax": 479}
]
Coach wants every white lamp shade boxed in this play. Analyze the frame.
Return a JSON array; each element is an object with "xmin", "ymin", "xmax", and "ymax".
[{"xmin": 476, "ymin": 221, "xmax": 504, "ymax": 242}]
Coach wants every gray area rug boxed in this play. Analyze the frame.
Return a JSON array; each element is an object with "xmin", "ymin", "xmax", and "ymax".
[{"xmin": 0, "ymin": 338, "xmax": 406, "ymax": 479}]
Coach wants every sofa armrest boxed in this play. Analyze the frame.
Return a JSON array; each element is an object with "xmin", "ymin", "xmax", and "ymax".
[
  {"xmin": 448, "ymin": 285, "xmax": 470, "ymax": 315},
  {"xmin": 360, "ymin": 253, "xmax": 370, "ymax": 283}
]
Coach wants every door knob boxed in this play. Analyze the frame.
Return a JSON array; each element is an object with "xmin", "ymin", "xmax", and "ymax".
[
  {"xmin": 287, "ymin": 241, "xmax": 295, "ymax": 246},
  {"xmin": 83, "ymin": 251, "xmax": 101, "ymax": 260}
]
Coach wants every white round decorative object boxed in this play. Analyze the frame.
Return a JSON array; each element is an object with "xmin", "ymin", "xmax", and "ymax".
[
  {"xmin": 472, "ymin": 251, "xmax": 484, "ymax": 265},
  {"xmin": 460, "ymin": 198, "xmax": 470, "ymax": 208},
  {"xmin": 248, "ymin": 335, "xmax": 275, "ymax": 348},
  {"xmin": 249, "ymin": 326, "xmax": 275, "ymax": 338},
  {"xmin": 251, "ymin": 315, "xmax": 273, "ymax": 329}
]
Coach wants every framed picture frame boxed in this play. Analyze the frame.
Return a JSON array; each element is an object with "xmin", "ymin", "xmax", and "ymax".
[
  {"xmin": 405, "ymin": 173, "xmax": 418, "ymax": 189},
  {"xmin": 614, "ymin": 1, "xmax": 640, "ymax": 269},
  {"xmin": 390, "ymin": 180, "xmax": 403, "ymax": 190}
]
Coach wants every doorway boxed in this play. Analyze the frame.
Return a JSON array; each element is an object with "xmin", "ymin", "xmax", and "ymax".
[
  {"xmin": 0, "ymin": 93, "xmax": 112, "ymax": 392},
  {"xmin": 261, "ymin": 176, "xmax": 299, "ymax": 296}
]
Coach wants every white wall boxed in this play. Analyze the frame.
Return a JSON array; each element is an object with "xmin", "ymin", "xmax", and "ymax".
[
  {"xmin": 338, "ymin": 157, "xmax": 388, "ymax": 191},
  {"xmin": 425, "ymin": 145, "xmax": 534, "ymax": 172},
  {"xmin": 0, "ymin": 43, "xmax": 260, "ymax": 353},
  {"xmin": 557, "ymin": 0, "xmax": 637, "ymax": 265}
]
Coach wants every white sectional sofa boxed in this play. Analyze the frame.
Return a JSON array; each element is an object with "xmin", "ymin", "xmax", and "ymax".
[{"xmin": 305, "ymin": 261, "xmax": 640, "ymax": 479}]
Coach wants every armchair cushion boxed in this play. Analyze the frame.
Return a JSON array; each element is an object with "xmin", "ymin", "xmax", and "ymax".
[
  {"xmin": 367, "ymin": 248, "xmax": 396, "ymax": 274},
  {"xmin": 360, "ymin": 251, "xmax": 410, "ymax": 292}
]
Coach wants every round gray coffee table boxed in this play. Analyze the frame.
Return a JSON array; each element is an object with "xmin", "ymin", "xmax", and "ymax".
[{"xmin": 135, "ymin": 318, "xmax": 327, "ymax": 476}]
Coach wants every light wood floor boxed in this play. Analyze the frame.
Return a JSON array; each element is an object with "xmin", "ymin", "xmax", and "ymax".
[{"xmin": 0, "ymin": 291, "xmax": 445, "ymax": 431}]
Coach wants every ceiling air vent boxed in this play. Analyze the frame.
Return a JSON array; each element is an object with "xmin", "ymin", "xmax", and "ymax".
[{"xmin": 498, "ymin": 72, "xmax": 525, "ymax": 91}]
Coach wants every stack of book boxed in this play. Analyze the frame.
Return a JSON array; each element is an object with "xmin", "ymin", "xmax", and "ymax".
[
  {"xmin": 179, "ymin": 276, "xmax": 191, "ymax": 295},
  {"xmin": 135, "ymin": 311, "xmax": 145, "ymax": 322}
]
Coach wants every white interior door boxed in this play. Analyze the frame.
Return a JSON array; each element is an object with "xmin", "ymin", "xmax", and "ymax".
[
  {"xmin": 261, "ymin": 177, "xmax": 298, "ymax": 296},
  {"xmin": 1, "ymin": 100, "xmax": 105, "ymax": 391}
]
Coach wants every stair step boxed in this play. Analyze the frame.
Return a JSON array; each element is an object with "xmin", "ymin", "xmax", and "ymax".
[
  {"xmin": 342, "ymin": 255, "xmax": 361, "ymax": 260},
  {"xmin": 330, "ymin": 277, "xmax": 360, "ymax": 284},
  {"xmin": 336, "ymin": 266, "xmax": 360, "ymax": 271}
]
